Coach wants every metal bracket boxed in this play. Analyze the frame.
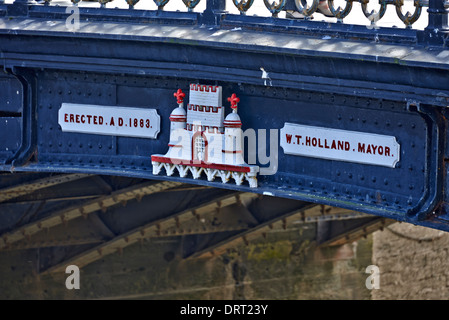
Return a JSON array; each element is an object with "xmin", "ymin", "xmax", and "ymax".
[
  {"xmin": 4, "ymin": 68, "xmax": 38, "ymax": 168},
  {"xmin": 406, "ymin": 100, "xmax": 445, "ymax": 221}
]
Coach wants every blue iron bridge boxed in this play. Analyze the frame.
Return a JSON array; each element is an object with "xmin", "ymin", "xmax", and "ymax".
[{"xmin": 0, "ymin": 0, "xmax": 448, "ymax": 273}]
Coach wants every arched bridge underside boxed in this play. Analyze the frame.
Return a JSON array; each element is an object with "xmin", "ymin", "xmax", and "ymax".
[
  {"xmin": 0, "ymin": 172, "xmax": 389, "ymax": 274},
  {"xmin": 0, "ymin": 0, "xmax": 449, "ymax": 274}
]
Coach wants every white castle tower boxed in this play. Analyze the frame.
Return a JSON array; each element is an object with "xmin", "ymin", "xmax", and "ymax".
[
  {"xmin": 223, "ymin": 93, "xmax": 245, "ymax": 166},
  {"xmin": 167, "ymin": 89, "xmax": 187, "ymax": 147},
  {"xmin": 151, "ymin": 84, "xmax": 259, "ymax": 188}
]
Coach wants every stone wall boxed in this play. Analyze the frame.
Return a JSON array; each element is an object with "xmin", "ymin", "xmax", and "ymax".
[
  {"xmin": 6, "ymin": 219, "xmax": 449, "ymax": 300},
  {"xmin": 372, "ymin": 222, "xmax": 449, "ymax": 300},
  {"xmin": 0, "ymin": 225, "xmax": 374, "ymax": 300}
]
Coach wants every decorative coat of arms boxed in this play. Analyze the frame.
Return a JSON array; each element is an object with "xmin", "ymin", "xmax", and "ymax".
[{"xmin": 151, "ymin": 84, "xmax": 259, "ymax": 188}]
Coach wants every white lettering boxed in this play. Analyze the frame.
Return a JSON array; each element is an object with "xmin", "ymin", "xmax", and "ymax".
[
  {"xmin": 365, "ymin": 265, "xmax": 380, "ymax": 289},
  {"xmin": 65, "ymin": 265, "xmax": 80, "ymax": 290},
  {"xmin": 224, "ymin": 305, "xmax": 268, "ymax": 315},
  {"xmin": 65, "ymin": 6, "xmax": 80, "ymax": 32},
  {"xmin": 180, "ymin": 304, "xmax": 214, "ymax": 317},
  {"xmin": 257, "ymin": 129, "xmax": 279, "ymax": 175}
]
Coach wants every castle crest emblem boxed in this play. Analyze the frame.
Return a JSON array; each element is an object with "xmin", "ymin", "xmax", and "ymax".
[{"xmin": 151, "ymin": 84, "xmax": 259, "ymax": 188}]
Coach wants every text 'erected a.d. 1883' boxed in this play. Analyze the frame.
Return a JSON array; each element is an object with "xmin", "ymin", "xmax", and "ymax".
[{"xmin": 58, "ymin": 103, "xmax": 160, "ymax": 139}]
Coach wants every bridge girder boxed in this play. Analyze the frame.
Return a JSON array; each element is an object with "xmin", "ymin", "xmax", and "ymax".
[{"xmin": 0, "ymin": 0, "xmax": 448, "ymax": 267}]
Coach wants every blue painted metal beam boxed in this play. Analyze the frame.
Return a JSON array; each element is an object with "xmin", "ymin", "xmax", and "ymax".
[
  {"xmin": 0, "ymin": 16, "xmax": 447, "ymax": 103},
  {"xmin": 0, "ymin": 1, "xmax": 449, "ymax": 234}
]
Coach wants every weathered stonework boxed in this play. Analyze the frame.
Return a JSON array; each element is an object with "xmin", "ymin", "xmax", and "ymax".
[
  {"xmin": 0, "ymin": 226, "xmax": 373, "ymax": 299},
  {"xmin": 372, "ymin": 222, "xmax": 449, "ymax": 300}
]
